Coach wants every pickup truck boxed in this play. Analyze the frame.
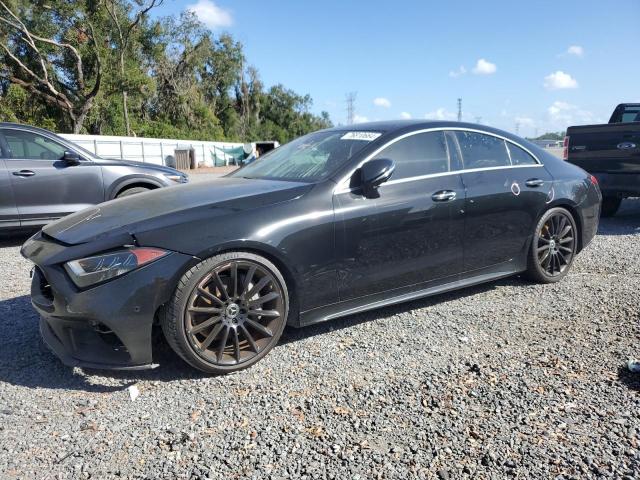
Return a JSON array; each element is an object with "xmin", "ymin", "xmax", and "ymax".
[{"xmin": 565, "ymin": 103, "xmax": 640, "ymax": 216}]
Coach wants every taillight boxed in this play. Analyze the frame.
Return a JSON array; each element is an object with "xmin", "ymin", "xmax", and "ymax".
[
  {"xmin": 589, "ymin": 175, "xmax": 598, "ymax": 186},
  {"xmin": 562, "ymin": 136, "xmax": 569, "ymax": 160}
]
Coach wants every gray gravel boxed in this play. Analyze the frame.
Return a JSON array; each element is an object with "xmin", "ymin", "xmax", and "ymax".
[{"xmin": 1, "ymin": 200, "xmax": 639, "ymax": 480}]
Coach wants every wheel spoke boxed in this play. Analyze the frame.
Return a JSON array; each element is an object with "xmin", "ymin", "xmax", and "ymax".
[
  {"xmin": 188, "ymin": 306, "xmax": 221, "ymax": 314},
  {"xmin": 246, "ymin": 318, "xmax": 274, "ymax": 338},
  {"xmin": 189, "ymin": 315, "xmax": 221, "ymax": 334},
  {"xmin": 537, "ymin": 244, "xmax": 549, "ymax": 253},
  {"xmin": 538, "ymin": 237, "xmax": 550, "ymax": 245},
  {"xmin": 200, "ymin": 322, "xmax": 224, "ymax": 350},
  {"xmin": 232, "ymin": 328, "xmax": 241, "ymax": 363},
  {"xmin": 249, "ymin": 291, "xmax": 280, "ymax": 308},
  {"xmin": 197, "ymin": 287, "xmax": 224, "ymax": 306},
  {"xmin": 216, "ymin": 326, "xmax": 230, "ymax": 361},
  {"xmin": 244, "ymin": 276, "xmax": 270, "ymax": 300},
  {"xmin": 242, "ymin": 265, "xmax": 257, "ymax": 294},
  {"xmin": 247, "ymin": 309, "xmax": 280, "ymax": 318},
  {"xmin": 542, "ymin": 250, "xmax": 552, "ymax": 269},
  {"xmin": 212, "ymin": 272, "xmax": 229, "ymax": 301},
  {"xmin": 559, "ymin": 225, "xmax": 572, "ymax": 238},
  {"xmin": 539, "ymin": 249, "xmax": 550, "ymax": 263},
  {"xmin": 239, "ymin": 324, "xmax": 258, "ymax": 353},
  {"xmin": 559, "ymin": 236, "xmax": 573, "ymax": 244},
  {"xmin": 231, "ymin": 263, "xmax": 238, "ymax": 298},
  {"xmin": 558, "ymin": 245, "xmax": 572, "ymax": 254}
]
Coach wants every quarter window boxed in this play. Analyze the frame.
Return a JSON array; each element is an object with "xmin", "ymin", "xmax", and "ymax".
[
  {"xmin": 372, "ymin": 131, "xmax": 449, "ymax": 179},
  {"xmin": 507, "ymin": 142, "xmax": 538, "ymax": 165},
  {"xmin": 455, "ymin": 131, "xmax": 510, "ymax": 169},
  {"xmin": 3, "ymin": 129, "xmax": 66, "ymax": 160}
]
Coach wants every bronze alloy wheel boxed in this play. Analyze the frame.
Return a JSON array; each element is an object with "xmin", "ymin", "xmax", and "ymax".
[
  {"xmin": 162, "ymin": 252, "xmax": 289, "ymax": 373},
  {"xmin": 526, "ymin": 207, "xmax": 578, "ymax": 283},
  {"xmin": 185, "ymin": 260, "xmax": 285, "ymax": 366},
  {"xmin": 536, "ymin": 211, "xmax": 575, "ymax": 276}
]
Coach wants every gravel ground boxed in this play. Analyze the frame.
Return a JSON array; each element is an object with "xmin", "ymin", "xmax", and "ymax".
[{"xmin": 1, "ymin": 200, "xmax": 639, "ymax": 480}]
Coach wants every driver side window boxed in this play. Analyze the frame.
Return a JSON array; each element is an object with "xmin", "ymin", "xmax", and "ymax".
[{"xmin": 3, "ymin": 129, "xmax": 66, "ymax": 160}]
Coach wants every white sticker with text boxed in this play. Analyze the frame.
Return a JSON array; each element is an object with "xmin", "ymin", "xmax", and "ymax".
[{"xmin": 340, "ymin": 131, "xmax": 381, "ymax": 141}]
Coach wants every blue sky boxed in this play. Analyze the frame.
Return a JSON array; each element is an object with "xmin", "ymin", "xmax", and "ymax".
[{"xmin": 156, "ymin": 0, "xmax": 639, "ymax": 137}]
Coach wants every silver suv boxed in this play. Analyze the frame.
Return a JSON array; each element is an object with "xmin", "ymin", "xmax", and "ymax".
[{"xmin": 0, "ymin": 123, "xmax": 188, "ymax": 230}]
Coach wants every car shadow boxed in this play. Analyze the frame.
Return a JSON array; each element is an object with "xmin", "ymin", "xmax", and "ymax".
[
  {"xmin": 0, "ymin": 228, "xmax": 40, "ymax": 247},
  {"xmin": 0, "ymin": 277, "xmax": 525, "ymax": 391},
  {"xmin": 598, "ymin": 198, "xmax": 640, "ymax": 236},
  {"xmin": 617, "ymin": 365, "xmax": 640, "ymax": 392}
]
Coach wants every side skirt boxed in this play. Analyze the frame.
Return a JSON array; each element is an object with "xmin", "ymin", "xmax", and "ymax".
[{"xmin": 298, "ymin": 262, "xmax": 520, "ymax": 327}]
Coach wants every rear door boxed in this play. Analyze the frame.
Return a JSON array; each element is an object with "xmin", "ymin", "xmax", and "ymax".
[
  {"xmin": 334, "ymin": 130, "xmax": 465, "ymax": 300},
  {"xmin": 452, "ymin": 130, "xmax": 552, "ymax": 272},
  {"xmin": 1, "ymin": 128, "xmax": 105, "ymax": 225},
  {"xmin": 0, "ymin": 136, "xmax": 19, "ymax": 228}
]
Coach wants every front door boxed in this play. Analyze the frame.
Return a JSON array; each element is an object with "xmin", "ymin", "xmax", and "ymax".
[
  {"xmin": 1, "ymin": 128, "xmax": 105, "ymax": 225},
  {"xmin": 0, "ymin": 158, "xmax": 19, "ymax": 228},
  {"xmin": 334, "ymin": 130, "xmax": 465, "ymax": 301},
  {"xmin": 451, "ymin": 130, "xmax": 553, "ymax": 272}
]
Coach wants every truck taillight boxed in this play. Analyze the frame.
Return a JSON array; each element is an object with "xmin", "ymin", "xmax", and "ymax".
[
  {"xmin": 562, "ymin": 136, "xmax": 570, "ymax": 160},
  {"xmin": 590, "ymin": 175, "xmax": 598, "ymax": 186}
]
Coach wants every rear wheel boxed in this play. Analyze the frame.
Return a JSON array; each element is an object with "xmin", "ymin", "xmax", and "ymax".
[
  {"xmin": 600, "ymin": 196, "xmax": 621, "ymax": 217},
  {"xmin": 525, "ymin": 207, "xmax": 577, "ymax": 284},
  {"xmin": 162, "ymin": 252, "xmax": 289, "ymax": 374}
]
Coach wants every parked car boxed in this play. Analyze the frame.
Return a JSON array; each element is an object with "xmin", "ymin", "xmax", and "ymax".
[
  {"xmin": 565, "ymin": 103, "xmax": 640, "ymax": 216},
  {"xmin": 0, "ymin": 123, "xmax": 188, "ymax": 230},
  {"xmin": 22, "ymin": 121, "xmax": 601, "ymax": 373}
]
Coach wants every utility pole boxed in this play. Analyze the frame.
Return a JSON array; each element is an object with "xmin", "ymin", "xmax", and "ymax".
[
  {"xmin": 457, "ymin": 98, "xmax": 462, "ymax": 122},
  {"xmin": 474, "ymin": 116, "xmax": 482, "ymax": 124},
  {"xmin": 515, "ymin": 122, "xmax": 520, "ymax": 136},
  {"xmin": 346, "ymin": 92, "xmax": 357, "ymax": 125}
]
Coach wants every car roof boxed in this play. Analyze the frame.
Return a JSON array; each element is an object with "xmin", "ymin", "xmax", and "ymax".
[{"xmin": 0, "ymin": 122, "xmax": 60, "ymax": 136}]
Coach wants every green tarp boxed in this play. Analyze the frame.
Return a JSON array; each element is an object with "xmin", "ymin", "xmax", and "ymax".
[{"xmin": 211, "ymin": 145, "xmax": 248, "ymax": 166}]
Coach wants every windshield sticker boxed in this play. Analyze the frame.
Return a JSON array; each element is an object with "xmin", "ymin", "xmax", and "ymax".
[{"xmin": 341, "ymin": 131, "xmax": 381, "ymax": 141}]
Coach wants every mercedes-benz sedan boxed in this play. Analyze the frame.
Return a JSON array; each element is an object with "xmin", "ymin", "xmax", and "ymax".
[{"xmin": 22, "ymin": 121, "xmax": 601, "ymax": 373}]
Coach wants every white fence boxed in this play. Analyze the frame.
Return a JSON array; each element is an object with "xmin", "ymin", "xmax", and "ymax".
[{"xmin": 60, "ymin": 133, "xmax": 246, "ymax": 167}]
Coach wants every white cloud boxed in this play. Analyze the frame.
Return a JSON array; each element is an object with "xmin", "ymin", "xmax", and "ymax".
[
  {"xmin": 425, "ymin": 108, "xmax": 456, "ymax": 121},
  {"xmin": 544, "ymin": 71, "xmax": 578, "ymax": 90},
  {"xmin": 353, "ymin": 114, "xmax": 369, "ymax": 124},
  {"xmin": 472, "ymin": 58, "xmax": 497, "ymax": 75},
  {"xmin": 515, "ymin": 116, "xmax": 535, "ymax": 128},
  {"xmin": 373, "ymin": 97, "xmax": 391, "ymax": 108},
  {"xmin": 547, "ymin": 101, "xmax": 596, "ymax": 128},
  {"xmin": 399, "ymin": 112, "xmax": 412, "ymax": 119},
  {"xmin": 187, "ymin": 0, "xmax": 233, "ymax": 29},
  {"xmin": 449, "ymin": 65, "xmax": 467, "ymax": 78},
  {"xmin": 567, "ymin": 45, "xmax": 584, "ymax": 57}
]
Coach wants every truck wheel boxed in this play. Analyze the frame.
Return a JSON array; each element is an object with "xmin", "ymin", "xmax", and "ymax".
[{"xmin": 600, "ymin": 197, "xmax": 621, "ymax": 218}]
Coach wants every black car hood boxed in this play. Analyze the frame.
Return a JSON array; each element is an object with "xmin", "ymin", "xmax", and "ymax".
[{"xmin": 43, "ymin": 177, "xmax": 311, "ymax": 245}]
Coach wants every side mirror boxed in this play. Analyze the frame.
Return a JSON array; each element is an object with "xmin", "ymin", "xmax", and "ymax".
[
  {"xmin": 355, "ymin": 158, "xmax": 395, "ymax": 197},
  {"xmin": 62, "ymin": 150, "xmax": 81, "ymax": 164}
]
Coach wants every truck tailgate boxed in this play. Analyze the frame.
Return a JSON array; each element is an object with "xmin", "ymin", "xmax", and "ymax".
[{"xmin": 566, "ymin": 123, "xmax": 640, "ymax": 173}]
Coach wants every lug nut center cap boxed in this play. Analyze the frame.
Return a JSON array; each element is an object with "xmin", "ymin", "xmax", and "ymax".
[{"xmin": 226, "ymin": 303, "xmax": 240, "ymax": 319}]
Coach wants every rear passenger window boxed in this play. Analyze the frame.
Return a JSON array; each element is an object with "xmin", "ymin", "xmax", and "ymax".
[
  {"xmin": 455, "ymin": 131, "xmax": 510, "ymax": 169},
  {"xmin": 372, "ymin": 131, "xmax": 449, "ymax": 179},
  {"xmin": 507, "ymin": 142, "xmax": 538, "ymax": 165}
]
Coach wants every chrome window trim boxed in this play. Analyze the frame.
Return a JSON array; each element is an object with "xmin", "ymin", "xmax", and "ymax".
[{"xmin": 333, "ymin": 126, "xmax": 542, "ymax": 195}]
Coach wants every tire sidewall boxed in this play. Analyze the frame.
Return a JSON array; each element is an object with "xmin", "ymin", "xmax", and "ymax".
[{"xmin": 167, "ymin": 252, "xmax": 289, "ymax": 374}]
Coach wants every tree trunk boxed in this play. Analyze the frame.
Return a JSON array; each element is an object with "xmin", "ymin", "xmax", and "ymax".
[{"xmin": 123, "ymin": 90, "xmax": 131, "ymax": 136}]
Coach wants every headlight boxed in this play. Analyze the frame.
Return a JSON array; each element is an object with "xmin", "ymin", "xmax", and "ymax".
[
  {"xmin": 64, "ymin": 247, "xmax": 168, "ymax": 288},
  {"xmin": 164, "ymin": 173, "xmax": 188, "ymax": 183}
]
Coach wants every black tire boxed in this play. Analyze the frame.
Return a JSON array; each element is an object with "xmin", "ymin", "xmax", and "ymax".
[
  {"xmin": 600, "ymin": 196, "xmax": 622, "ymax": 218},
  {"xmin": 525, "ymin": 207, "xmax": 578, "ymax": 284},
  {"xmin": 161, "ymin": 252, "xmax": 289, "ymax": 374},
  {"xmin": 116, "ymin": 186, "xmax": 151, "ymax": 198}
]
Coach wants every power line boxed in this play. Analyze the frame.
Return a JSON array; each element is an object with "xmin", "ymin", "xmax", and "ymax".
[
  {"xmin": 457, "ymin": 98, "xmax": 462, "ymax": 122},
  {"xmin": 346, "ymin": 92, "xmax": 357, "ymax": 125}
]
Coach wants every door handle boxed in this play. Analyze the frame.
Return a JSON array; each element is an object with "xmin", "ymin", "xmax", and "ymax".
[
  {"xmin": 431, "ymin": 190, "xmax": 457, "ymax": 202},
  {"xmin": 525, "ymin": 178, "xmax": 544, "ymax": 187},
  {"xmin": 12, "ymin": 170, "xmax": 35, "ymax": 177}
]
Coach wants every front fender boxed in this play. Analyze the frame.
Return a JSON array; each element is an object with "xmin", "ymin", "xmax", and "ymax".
[{"xmin": 106, "ymin": 174, "xmax": 168, "ymax": 199}]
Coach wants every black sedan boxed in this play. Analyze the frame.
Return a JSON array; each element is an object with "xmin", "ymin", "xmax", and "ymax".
[{"xmin": 21, "ymin": 121, "xmax": 601, "ymax": 373}]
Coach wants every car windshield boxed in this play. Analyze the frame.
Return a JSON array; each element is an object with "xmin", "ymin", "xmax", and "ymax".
[{"xmin": 231, "ymin": 130, "xmax": 381, "ymax": 182}]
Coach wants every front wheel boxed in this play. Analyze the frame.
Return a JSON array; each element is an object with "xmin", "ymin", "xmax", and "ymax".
[
  {"xmin": 525, "ymin": 207, "xmax": 577, "ymax": 284},
  {"xmin": 162, "ymin": 252, "xmax": 289, "ymax": 374}
]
